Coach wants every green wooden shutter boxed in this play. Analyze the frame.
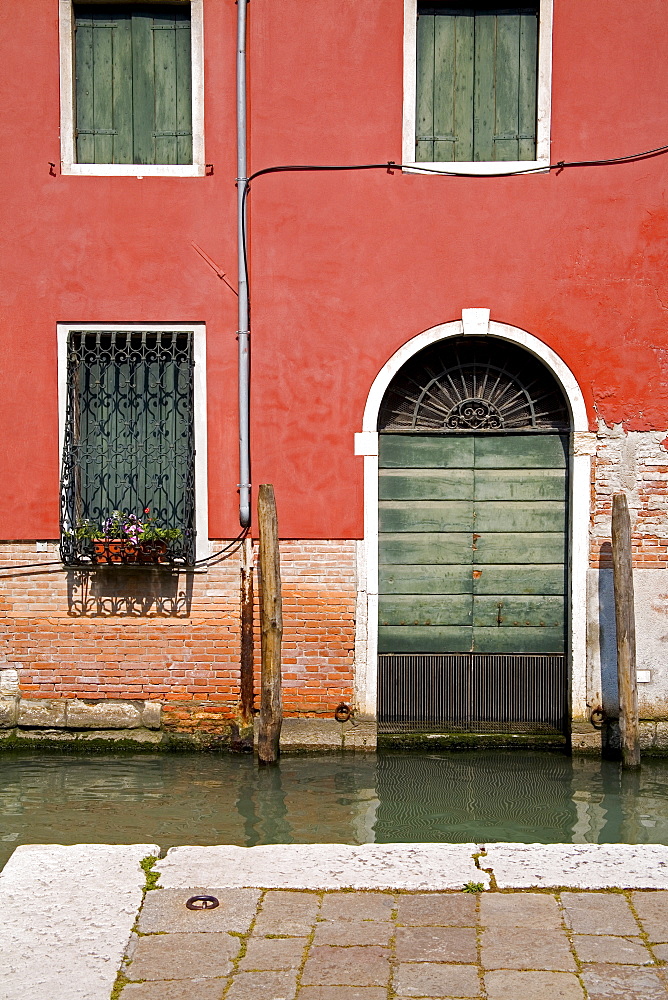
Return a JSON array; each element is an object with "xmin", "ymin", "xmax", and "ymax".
[
  {"xmin": 415, "ymin": 5, "xmax": 538, "ymax": 163},
  {"xmin": 75, "ymin": 8, "xmax": 133, "ymax": 164},
  {"xmin": 75, "ymin": 4, "xmax": 192, "ymax": 166}
]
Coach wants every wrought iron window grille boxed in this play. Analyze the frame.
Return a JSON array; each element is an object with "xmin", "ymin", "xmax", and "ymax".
[{"xmin": 60, "ymin": 330, "xmax": 196, "ymax": 567}]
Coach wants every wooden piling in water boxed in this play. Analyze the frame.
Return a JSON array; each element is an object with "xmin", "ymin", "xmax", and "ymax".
[
  {"xmin": 611, "ymin": 492, "xmax": 640, "ymax": 768},
  {"xmin": 257, "ymin": 484, "xmax": 283, "ymax": 764},
  {"xmin": 239, "ymin": 535, "xmax": 255, "ymax": 726}
]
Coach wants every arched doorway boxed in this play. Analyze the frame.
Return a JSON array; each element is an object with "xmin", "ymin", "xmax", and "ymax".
[{"xmin": 375, "ymin": 334, "xmax": 572, "ymax": 734}]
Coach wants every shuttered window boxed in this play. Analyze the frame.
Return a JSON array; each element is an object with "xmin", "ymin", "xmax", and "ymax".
[
  {"xmin": 74, "ymin": 4, "xmax": 192, "ymax": 165},
  {"xmin": 416, "ymin": 3, "xmax": 539, "ymax": 162}
]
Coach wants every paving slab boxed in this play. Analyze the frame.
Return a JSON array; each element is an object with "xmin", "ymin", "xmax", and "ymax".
[
  {"xmin": 479, "ymin": 891, "xmax": 562, "ymax": 928},
  {"xmin": 313, "ymin": 920, "xmax": 393, "ymax": 946},
  {"xmin": 481, "ymin": 926, "xmax": 576, "ymax": 971},
  {"xmin": 632, "ymin": 890, "xmax": 668, "ymax": 942},
  {"xmin": 572, "ymin": 933, "xmax": 654, "ymax": 964},
  {"xmin": 580, "ymin": 962, "xmax": 668, "ymax": 999},
  {"xmin": 137, "ymin": 887, "xmax": 261, "ymax": 933},
  {"xmin": 483, "ymin": 844, "xmax": 668, "ymax": 889},
  {"xmin": 237, "ymin": 934, "xmax": 307, "ymax": 971},
  {"xmin": 0, "ymin": 843, "xmax": 158, "ymax": 1000},
  {"xmin": 253, "ymin": 889, "xmax": 321, "ymax": 935},
  {"xmin": 396, "ymin": 892, "xmax": 477, "ymax": 926},
  {"xmin": 484, "ymin": 970, "xmax": 585, "ymax": 1000},
  {"xmin": 302, "ymin": 944, "xmax": 390, "ymax": 987},
  {"xmin": 561, "ymin": 891, "xmax": 638, "ymax": 935},
  {"xmin": 156, "ymin": 843, "xmax": 488, "ymax": 890},
  {"xmin": 121, "ymin": 981, "xmax": 226, "ymax": 1000},
  {"xmin": 319, "ymin": 890, "xmax": 395, "ymax": 921},
  {"xmin": 224, "ymin": 969, "xmax": 298, "ymax": 1000},
  {"xmin": 298, "ymin": 990, "xmax": 388, "ymax": 1000},
  {"xmin": 394, "ymin": 961, "xmax": 481, "ymax": 997},
  {"xmin": 125, "ymin": 930, "xmax": 240, "ymax": 981},
  {"xmin": 395, "ymin": 925, "xmax": 478, "ymax": 963}
]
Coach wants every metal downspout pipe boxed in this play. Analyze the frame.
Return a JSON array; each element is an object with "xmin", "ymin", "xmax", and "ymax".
[{"xmin": 237, "ymin": 0, "xmax": 251, "ymax": 528}]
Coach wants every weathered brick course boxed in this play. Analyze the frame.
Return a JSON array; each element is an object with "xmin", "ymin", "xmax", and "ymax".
[{"xmin": 0, "ymin": 540, "xmax": 356, "ymax": 735}]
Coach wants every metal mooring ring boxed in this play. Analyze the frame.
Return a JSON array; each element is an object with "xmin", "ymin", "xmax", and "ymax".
[
  {"xmin": 185, "ymin": 895, "xmax": 220, "ymax": 910},
  {"xmin": 589, "ymin": 707, "xmax": 605, "ymax": 728},
  {"xmin": 334, "ymin": 702, "xmax": 351, "ymax": 723}
]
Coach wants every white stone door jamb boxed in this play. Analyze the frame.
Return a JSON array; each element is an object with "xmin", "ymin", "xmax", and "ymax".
[{"xmin": 353, "ymin": 311, "xmax": 590, "ymax": 724}]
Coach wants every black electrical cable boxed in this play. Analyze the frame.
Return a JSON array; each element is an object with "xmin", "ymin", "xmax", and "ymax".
[
  {"xmin": 240, "ymin": 141, "xmax": 668, "ymax": 304},
  {"xmin": 194, "ymin": 526, "xmax": 249, "ymax": 565}
]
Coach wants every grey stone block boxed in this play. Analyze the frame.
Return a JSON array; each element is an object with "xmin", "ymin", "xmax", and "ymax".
[
  {"xmin": 238, "ymin": 935, "xmax": 307, "ymax": 971},
  {"xmin": 17, "ymin": 698, "xmax": 66, "ymax": 728},
  {"xmin": 631, "ymin": 891, "xmax": 668, "ymax": 942},
  {"xmin": 313, "ymin": 921, "xmax": 392, "ymax": 947},
  {"xmin": 0, "ymin": 668, "xmax": 20, "ymax": 696},
  {"xmin": 393, "ymin": 962, "xmax": 480, "ymax": 997},
  {"xmin": 479, "ymin": 893, "xmax": 562, "ymax": 930},
  {"xmin": 320, "ymin": 892, "xmax": 394, "ymax": 922},
  {"xmin": 395, "ymin": 893, "xmax": 476, "ymax": 927},
  {"xmin": 78, "ymin": 728, "xmax": 163, "ymax": 744},
  {"xmin": 225, "ymin": 971, "xmax": 297, "ymax": 1000},
  {"xmin": 484, "ymin": 970, "xmax": 585, "ymax": 1000},
  {"xmin": 653, "ymin": 942, "xmax": 668, "ymax": 961},
  {"xmin": 302, "ymin": 946, "xmax": 390, "ymax": 987},
  {"xmin": 121, "ymin": 981, "xmax": 226, "ymax": 1000},
  {"xmin": 561, "ymin": 893, "xmax": 638, "ymax": 936},
  {"xmin": 640, "ymin": 723, "xmax": 657, "ymax": 750},
  {"xmin": 395, "ymin": 926, "xmax": 477, "ymax": 964},
  {"xmin": 66, "ymin": 699, "xmax": 142, "ymax": 729},
  {"xmin": 142, "ymin": 700, "xmax": 162, "ymax": 730},
  {"xmin": 0, "ymin": 698, "xmax": 18, "ymax": 728},
  {"xmin": 16, "ymin": 727, "xmax": 75, "ymax": 741},
  {"xmin": 481, "ymin": 927, "xmax": 575, "ymax": 972},
  {"xmin": 127, "ymin": 932, "xmax": 241, "ymax": 982},
  {"xmin": 655, "ymin": 722, "xmax": 668, "ymax": 750},
  {"xmin": 273, "ymin": 718, "xmax": 343, "ymax": 749},
  {"xmin": 571, "ymin": 728, "xmax": 602, "ymax": 755},
  {"xmin": 138, "ymin": 888, "xmax": 260, "ymax": 934},
  {"xmin": 342, "ymin": 720, "xmax": 377, "ymax": 750},
  {"xmin": 253, "ymin": 890, "xmax": 320, "ymax": 935},
  {"xmin": 581, "ymin": 963, "xmax": 668, "ymax": 999}
]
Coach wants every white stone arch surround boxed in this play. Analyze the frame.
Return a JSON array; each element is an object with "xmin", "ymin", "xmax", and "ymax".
[{"xmin": 353, "ymin": 311, "xmax": 591, "ymax": 726}]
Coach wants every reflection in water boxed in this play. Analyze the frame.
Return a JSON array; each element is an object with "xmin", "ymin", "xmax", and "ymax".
[{"xmin": 1, "ymin": 750, "xmax": 668, "ymax": 868}]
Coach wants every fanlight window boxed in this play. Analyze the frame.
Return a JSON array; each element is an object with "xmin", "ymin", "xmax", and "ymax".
[{"xmin": 378, "ymin": 337, "xmax": 570, "ymax": 432}]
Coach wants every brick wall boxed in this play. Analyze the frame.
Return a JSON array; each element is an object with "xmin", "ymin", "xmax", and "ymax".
[
  {"xmin": 589, "ymin": 424, "xmax": 668, "ymax": 568},
  {"xmin": 0, "ymin": 540, "xmax": 356, "ymax": 734}
]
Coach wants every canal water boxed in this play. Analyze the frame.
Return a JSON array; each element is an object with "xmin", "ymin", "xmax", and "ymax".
[{"xmin": 1, "ymin": 750, "xmax": 668, "ymax": 870}]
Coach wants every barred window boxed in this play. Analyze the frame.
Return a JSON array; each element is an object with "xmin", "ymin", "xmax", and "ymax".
[{"xmin": 60, "ymin": 330, "xmax": 196, "ymax": 565}]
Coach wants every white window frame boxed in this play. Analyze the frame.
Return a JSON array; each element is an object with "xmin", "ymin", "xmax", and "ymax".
[
  {"xmin": 59, "ymin": 0, "xmax": 205, "ymax": 177},
  {"xmin": 57, "ymin": 323, "xmax": 209, "ymax": 562},
  {"xmin": 402, "ymin": 0, "xmax": 553, "ymax": 175}
]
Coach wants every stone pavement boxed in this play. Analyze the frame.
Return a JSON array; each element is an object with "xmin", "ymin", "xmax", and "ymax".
[{"xmin": 118, "ymin": 886, "xmax": 668, "ymax": 1000}]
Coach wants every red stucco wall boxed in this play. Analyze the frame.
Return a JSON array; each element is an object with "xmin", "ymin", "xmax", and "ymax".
[{"xmin": 2, "ymin": 0, "xmax": 668, "ymax": 541}]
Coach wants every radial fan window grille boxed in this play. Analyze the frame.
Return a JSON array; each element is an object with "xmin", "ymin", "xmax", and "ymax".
[
  {"xmin": 60, "ymin": 330, "xmax": 196, "ymax": 566},
  {"xmin": 379, "ymin": 338, "xmax": 570, "ymax": 433}
]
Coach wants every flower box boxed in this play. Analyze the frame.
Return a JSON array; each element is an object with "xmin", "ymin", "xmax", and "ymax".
[{"xmin": 92, "ymin": 538, "xmax": 169, "ymax": 566}]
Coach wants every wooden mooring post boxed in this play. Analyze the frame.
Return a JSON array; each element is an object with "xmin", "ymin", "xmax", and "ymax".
[
  {"xmin": 257, "ymin": 484, "xmax": 283, "ymax": 764},
  {"xmin": 239, "ymin": 535, "xmax": 255, "ymax": 727},
  {"xmin": 611, "ymin": 492, "xmax": 640, "ymax": 768}
]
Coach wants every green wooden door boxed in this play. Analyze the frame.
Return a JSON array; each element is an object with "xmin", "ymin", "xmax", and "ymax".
[{"xmin": 379, "ymin": 433, "xmax": 567, "ymax": 655}]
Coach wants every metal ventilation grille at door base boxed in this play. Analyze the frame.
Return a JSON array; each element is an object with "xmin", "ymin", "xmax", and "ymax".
[{"xmin": 378, "ymin": 653, "xmax": 567, "ymax": 734}]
